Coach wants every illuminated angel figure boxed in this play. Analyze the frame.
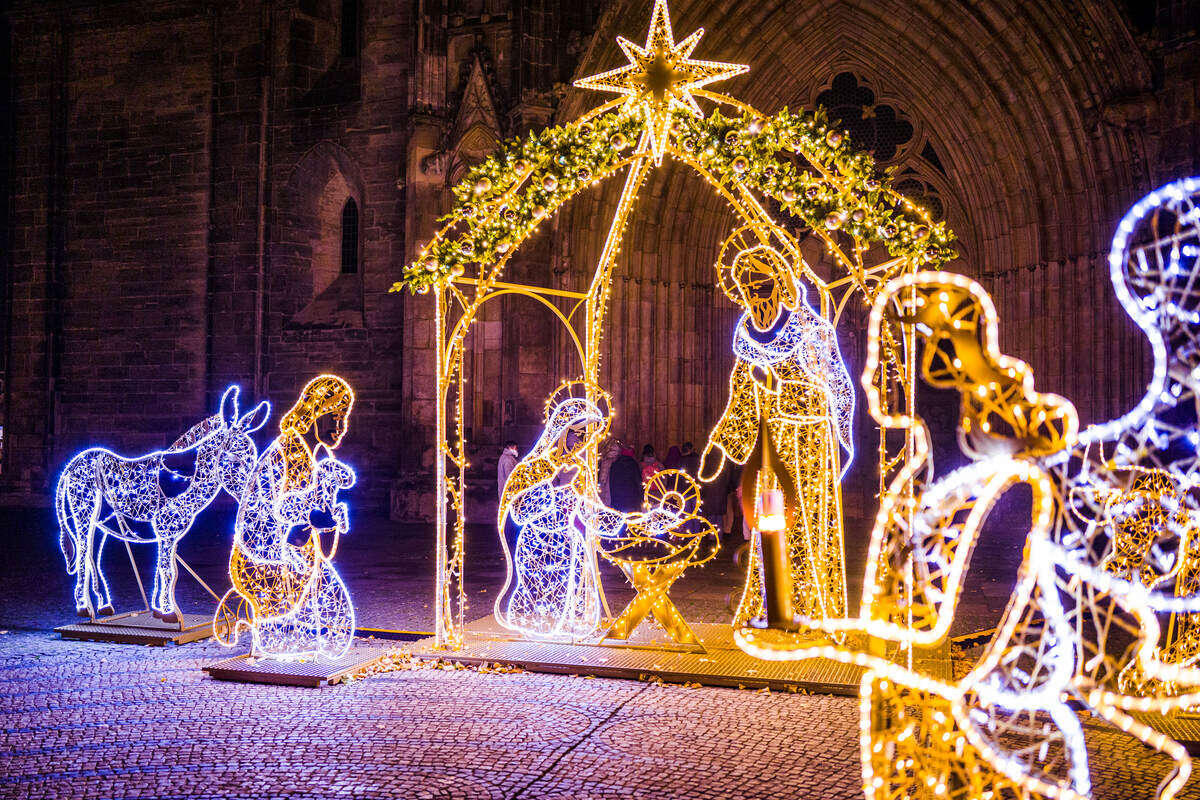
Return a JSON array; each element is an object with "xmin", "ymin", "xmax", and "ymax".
[
  {"xmin": 699, "ymin": 242, "xmax": 853, "ymax": 628},
  {"xmin": 55, "ymin": 385, "xmax": 269, "ymax": 621},
  {"xmin": 741, "ymin": 264, "xmax": 1200, "ymax": 800},
  {"xmin": 1063, "ymin": 176, "xmax": 1200, "ymax": 697},
  {"xmin": 214, "ymin": 374, "xmax": 357, "ymax": 661},
  {"xmin": 496, "ymin": 381, "xmax": 692, "ymax": 641}
]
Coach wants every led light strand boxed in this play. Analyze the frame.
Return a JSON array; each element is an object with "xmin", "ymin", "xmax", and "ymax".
[
  {"xmin": 214, "ymin": 375, "xmax": 358, "ymax": 661},
  {"xmin": 56, "ymin": 385, "xmax": 269, "ymax": 620},
  {"xmin": 398, "ymin": 0, "xmax": 954, "ymax": 648}
]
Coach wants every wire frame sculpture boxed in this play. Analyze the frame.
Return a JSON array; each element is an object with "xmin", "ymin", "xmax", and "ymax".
[
  {"xmin": 737, "ymin": 177, "xmax": 1200, "ymax": 800},
  {"xmin": 598, "ymin": 469, "xmax": 719, "ymax": 646},
  {"xmin": 701, "ymin": 237, "xmax": 854, "ymax": 629},
  {"xmin": 396, "ymin": 0, "xmax": 954, "ymax": 648},
  {"xmin": 1076, "ymin": 176, "xmax": 1200, "ymax": 698},
  {"xmin": 495, "ymin": 379, "xmax": 718, "ymax": 643},
  {"xmin": 215, "ymin": 375, "xmax": 358, "ymax": 661},
  {"xmin": 55, "ymin": 385, "xmax": 269, "ymax": 621}
]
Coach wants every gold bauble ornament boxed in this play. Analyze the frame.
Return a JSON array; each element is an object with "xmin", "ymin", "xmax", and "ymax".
[
  {"xmin": 610, "ymin": 132, "xmax": 628, "ymax": 150},
  {"xmin": 826, "ymin": 130, "xmax": 843, "ymax": 147},
  {"xmin": 781, "ymin": 187, "xmax": 797, "ymax": 203},
  {"xmin": 851, "ymin": 208, "xmax": 867, "ymax": 223},
  {"xmin": 542, "ymin": 175, "xmax": 558, "ymax": 191},
  {"xmin": 532, "ymin": 205, "xmax": 547, "ymax": 220},
  {"xmin": 473, "ymin": 177, "xmax": 492, "ymax": 195},
  {"xmin": 731, "ymin": 156, "xmax": 749, "ymax": 174},
  {"xmin": 825, "ymin": 212, "xmax": 845, "ymax": 230}
]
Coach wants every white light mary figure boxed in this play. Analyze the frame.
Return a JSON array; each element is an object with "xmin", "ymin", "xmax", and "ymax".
[{"xmin": 494, "ymin": 382, "xmax": 679, "ymax": 641}]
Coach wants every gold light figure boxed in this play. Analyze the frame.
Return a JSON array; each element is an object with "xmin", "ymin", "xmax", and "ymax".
[
  {"xmin": 738, "ymin": 267, "xmax": 1200, "ymax": 800},
  {"xmin": 215, "ymin": 374, "xmax": 358, "ymax": 661},
  {"xmin": 701, "ymin": 238, "xmax": 854, "ymax": 630}
]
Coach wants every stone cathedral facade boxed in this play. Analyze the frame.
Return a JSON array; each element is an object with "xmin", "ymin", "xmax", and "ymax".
[{"xmin": 1, "ymin": 0, "xmax": 1197, "ymax": 525}]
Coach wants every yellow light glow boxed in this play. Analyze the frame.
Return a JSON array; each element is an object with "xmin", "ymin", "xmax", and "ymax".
[{"xmin": 574, "ymin": 0, "xmax": 748, "ymax": 164}]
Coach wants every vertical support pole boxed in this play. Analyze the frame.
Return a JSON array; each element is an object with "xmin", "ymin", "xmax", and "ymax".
[{"xmin": 433, "ymin": 284, "xmax": 448, "ymax": 647}]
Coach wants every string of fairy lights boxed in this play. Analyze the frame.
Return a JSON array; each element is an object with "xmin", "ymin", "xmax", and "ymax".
[
  {"xmin": 395, "ymin": 0, "xmax": 953, "ymax": 652},
  {"xmin": 738, "ymin": 177, "xmax": 1200, "ymax": 800}
]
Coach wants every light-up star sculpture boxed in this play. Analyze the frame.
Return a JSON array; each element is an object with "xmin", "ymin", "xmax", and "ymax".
[{"xmin": 574, "ymin": 0, "xmax": 748, "ymax": 164}]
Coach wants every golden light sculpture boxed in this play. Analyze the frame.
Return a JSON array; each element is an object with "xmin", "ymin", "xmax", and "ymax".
[
  {"xmin": 700, "ymin": 235, "xmax": 855, "ymax": 630},
  {"xmin": 738, "ymin": 259, "xmax": 1200, "ymax": 799},
  {"xmin": 214, "ymin": 374, "xmax": 358, "ymax": 661},
  {"xmin": 573, "ymin": 0, "xmax": 748, "ymax": 165},
  {"xmin": 494, "ymin": 380, "xmax": 718, "ymax": 644},
  {"xmin": 393, "ymin": 0, "xmax": 955, "ymax": 649},
  {"xmin": 597, "ymin": 469, "xmax": 719, "ymax": 646}
]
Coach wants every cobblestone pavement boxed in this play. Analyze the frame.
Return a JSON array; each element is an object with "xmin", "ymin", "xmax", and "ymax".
[{"xmin": 2, "ymin": 506, "xmax": 1198, "ymax": 799}]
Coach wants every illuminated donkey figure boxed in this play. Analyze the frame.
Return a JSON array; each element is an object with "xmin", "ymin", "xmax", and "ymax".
[{"xmin": 55, "ymin": 386, "xmax": 270, "ymax": 621}]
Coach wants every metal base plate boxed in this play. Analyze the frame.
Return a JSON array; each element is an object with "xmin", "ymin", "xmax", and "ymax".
[
  {"xmin": 409, "ymin": 617, "xmax": 952, "ymax": 695},
  {"xmin": 203, "ymin": 645, "xmax": 388, "ymax": 687},
  {"xmin": 55, "ymin": 612, "xmax": 219, "ymax": 646},
  {"xmin": 1133, "ymin": 711, "xmax": 1200, "ymax": 753}
]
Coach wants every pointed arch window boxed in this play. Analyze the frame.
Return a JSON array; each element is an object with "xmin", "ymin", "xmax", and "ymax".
[{"xmin": 340, "ymin": 198, "xmax": 359, "ymax": 274}]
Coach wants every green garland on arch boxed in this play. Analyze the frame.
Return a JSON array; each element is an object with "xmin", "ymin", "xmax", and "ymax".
[{"xmin": 393, "ymin": 105, "xmax": 956, "ymax": 293}]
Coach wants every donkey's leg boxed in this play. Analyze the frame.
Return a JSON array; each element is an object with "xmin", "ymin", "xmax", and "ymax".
[
  {"xmin": 77, "ymin": 497, "xmax": 102, "ymax": 618},
  {"xmin": 90, "ymin": 530, "xmax": 115, "ymax": 616},
  {"xmin": 153, "ymin": 538, "xmax": 182, "ymax": 624}
]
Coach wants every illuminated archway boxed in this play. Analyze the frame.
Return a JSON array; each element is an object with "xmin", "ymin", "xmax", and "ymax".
[{"xmin": 394, "ymin": 0, "xmax": 956, "ymax": 648}]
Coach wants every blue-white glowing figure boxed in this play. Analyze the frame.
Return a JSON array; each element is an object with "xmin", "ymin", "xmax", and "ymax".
[
  {"xmin": 495, "ymin": 382, "xmax": 685, "ymax": 641},
  {"xmin": 700, "ymin": 243, "xmax": 854, "ymax": 627},
  {"xmin": 215, "ymin": 374, "xmax": 357, "ymax": 661},
  {"xmin": 55, "ymin": 385, "xmax": 270, "ymax": 621}
]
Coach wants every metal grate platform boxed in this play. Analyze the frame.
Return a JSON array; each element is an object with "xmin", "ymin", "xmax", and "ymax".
[
  {"xmin": 56, "ymin": 612, "xmax": 220, "ymax": 646},
  {"xmin": 409, "ymin": 617, "xmax": 952, "ymax": 695},
  {"xmin": 203, "ymin": 645, "xmax": 388, "ymax": 687},
  {"xmin": 1131, "ymin": 711, "xmax": 1200, "ymax": 752}
]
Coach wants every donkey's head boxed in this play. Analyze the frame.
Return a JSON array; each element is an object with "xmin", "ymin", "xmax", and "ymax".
[{"xmin": 208, "ymin": 385, "xmax": 271, "ymax": 500}]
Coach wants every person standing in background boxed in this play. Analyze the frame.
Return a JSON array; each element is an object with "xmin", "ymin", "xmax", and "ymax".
[
  {"xmin": 640, "ymin": 444, "xmax": 662, "ymax": 485},
  {"xmin": 663, "ymin": 445, "xmax": 682, "ymax": 471},
  {"xmin": 609, "ymin": 447, "xmax": 642, "ymax": 512},
  {"xmin": 497, "ymin": 440, "xmax": 520, "ymax": 550},
  {"xmin": 679, "ymin": 442, "xmax": 700, "ymax": 477},
  {"xmin": 497, "ymin": 440, "xmax": 519, "ymax": 499},
  {"xmin": 598, "ymin": 438, "xmax": 623, "ymax": 506}
]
